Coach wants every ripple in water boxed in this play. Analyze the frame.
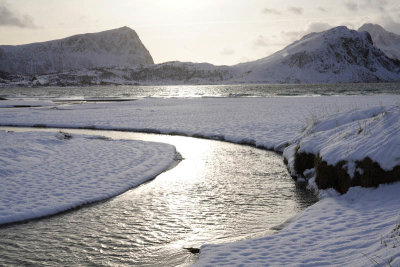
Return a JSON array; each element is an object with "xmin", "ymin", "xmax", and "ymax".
[{"xmin": 0, "ymin": 129, "xmax": 317, "ymax": 266}]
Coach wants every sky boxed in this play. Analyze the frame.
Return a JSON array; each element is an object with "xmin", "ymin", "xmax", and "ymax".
[{"xmin": 1, "ymin": 0, "xmax": 400, "ymax": 66}]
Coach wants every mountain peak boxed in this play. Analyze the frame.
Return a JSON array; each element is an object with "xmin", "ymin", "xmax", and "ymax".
[
  {"xmin": 0, "ymin": 27, "xmax": 154, "ymax": 75},
  {"xmin": 359, "ymin": 23, "xmax": 387, "ymax": 33},
  {"xmin": 113, "ymin": 26, "xmax": 137, "ymax": 34},
  {"xmin": 358, "ymin": 23, "xmax": 400, "ymax": 60},
  {"xmin": 235, "ymin": 25, "xmax": 400, "ymax": 83}
]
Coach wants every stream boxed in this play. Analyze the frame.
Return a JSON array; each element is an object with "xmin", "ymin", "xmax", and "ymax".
[{"xmin": 0, "ymin": 127, "xmax": 317, "ymax": 266}]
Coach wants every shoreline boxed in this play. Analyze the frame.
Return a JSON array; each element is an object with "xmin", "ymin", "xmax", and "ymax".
[{"xmin": 1, "ymin": 96, "xmax": 399, "ymax": 266}]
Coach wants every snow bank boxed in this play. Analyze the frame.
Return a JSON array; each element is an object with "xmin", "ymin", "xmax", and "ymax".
[
  {"xmin": 1, "ymin": 96, "xmax": 399, "ymax": 151},
  {"xmin": 298, "ymin": 105, "xmax": 400, "ymax": 170},
  {"xmin": 284, "ymin": 104, "xmax": 400, "ymax": 193},
  {"xmin": 194, "ymin": 183, "xmax": 400, "ymax": 267},
  {"xmin": 1, "ymin": 95, "xmax": 400, "ymax": 265},
  {"xmin": 0, "ymin": 130, "xmax": 176, "ymax": 225}
]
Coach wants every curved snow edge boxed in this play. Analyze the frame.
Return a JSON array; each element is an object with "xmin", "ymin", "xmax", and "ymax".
[
  {"xmin": 282, "ymin": 104, "xmax": 400, "ymax": 194},
  {"xmin": 0, "ymin": 131, "xmax": 178, "ymax": 226}
]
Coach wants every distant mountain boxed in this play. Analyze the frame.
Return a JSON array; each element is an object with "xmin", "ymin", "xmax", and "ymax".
[
  {"xmin": 0, "ymin": 27, "xmax": 154, "ymax": 75},
  {"xmin": 359, "ymin": 23, "xmax": 400, "ymax": 60},
  {"xmin": 2, "ymin": 25, "xmax": 400, "ymax": 87},
  {"xmin": 0, "ymin": 62, "xmax": 233, "ymax": 87},
  {"xmin": 234, "ymin": 26, "xmax": 400, "ymax": 83}
]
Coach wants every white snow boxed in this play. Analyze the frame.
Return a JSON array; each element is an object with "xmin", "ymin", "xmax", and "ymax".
[
  {"xmin": 0, "ymin": 27, "xmax": 153, "ymax": 75},
  {"xmin": 359, "ymin": 23, "xmax": 400, "ymax": 61},
  {"xmin": 0, "ymin": 130, "xmax": 176, "ymax": 225},
  {"xmin": 234, "ymin": 26, "xmax": 400, "ymax": 84},
  {"xmin": 194, "ymin": 183, "xmax": 400, "ymax": 267},
  {"xmin": 2, "ymin": 26, "xmax": 400, "ymax": 86},
  {"xmin": 0, "ymin": 95, "xmax": 399, "ymax": 266},
  {"xmin": 293, "ymin": 105, "xmax": 400, "ymax": 174},
  {"xmin": 0, "ymin": 100, "xmax": 54, "ymax": 108},
  {"xmin": 1, "ymin": 96, "xmax": 399, "ymax": 151}
]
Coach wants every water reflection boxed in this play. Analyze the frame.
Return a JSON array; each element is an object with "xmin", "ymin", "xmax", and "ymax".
[
  {"xmin": 1, "ymin": 83, "xmax": 399, "ymax": 101},
  {"xmin": 0, "ymin": 128, "xmax": 317, "ymax": 266}
]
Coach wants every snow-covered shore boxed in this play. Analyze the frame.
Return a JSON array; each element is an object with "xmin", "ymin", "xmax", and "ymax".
[
  {"xmin": 1, "ymin": 95, "xmax": 399, "ymax": 150},
  {"xmin": 0, "ymin": 95, "xmax": 399, "ymax": 265},
  {"xmin": 194, "ymin": 183, "xmax": 400, "ymax": 266},
  {"xmin": 284, "ymin": 104, "xmax": 400, "ymax": 194},
  {"xmin": 0, "ymin": 130, "xmax": 176, "ymax": 225}
]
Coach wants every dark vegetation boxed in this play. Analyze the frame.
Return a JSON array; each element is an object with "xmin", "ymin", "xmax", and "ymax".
[{"xmin": 293, "ymin": 148, "xmax": 400, "ymax": 194}]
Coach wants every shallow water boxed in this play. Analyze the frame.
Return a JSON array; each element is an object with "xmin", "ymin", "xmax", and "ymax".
[{"xmin": 0, "ymin": 128, "xmax": 317, "ymax": 266}]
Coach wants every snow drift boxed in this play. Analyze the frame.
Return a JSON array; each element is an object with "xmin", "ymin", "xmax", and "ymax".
[
  {"xmin": 0, "ymin": 130, "xmax": 176, "ymax": 225},
  {"xmin": 284, "ymin": 104, "xmax": 400, "ymax": 193}
]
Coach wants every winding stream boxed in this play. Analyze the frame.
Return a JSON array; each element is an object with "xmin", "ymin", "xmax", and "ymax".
[{"xmin": 0, "ymin": 127, "xmax": 317, "ymax": 266}]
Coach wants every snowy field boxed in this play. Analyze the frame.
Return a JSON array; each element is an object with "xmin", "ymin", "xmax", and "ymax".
[
  {"xmin": 0, "ymin": 130, "xmax": 176, "ymax": 225},
  {"xmin": 194, "ymin": 183, "xmax": 400, "ymax": 267},
  {"xmin": 1, "ymin": 95, "xmax": 399, "ymax": 266},
  {"xmin": 1, "ymin": 95, "xmax": 399, "ymax": 150}
]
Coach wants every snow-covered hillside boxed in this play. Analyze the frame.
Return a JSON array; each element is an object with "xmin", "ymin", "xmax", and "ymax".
[
  {"xmin": 2, "ymin": 25, "xmax": 400, "ymax": 86},
  {"xmin": 359, "ymin": 23, "xmax": 400, "ymax": 61},
  {"xmin": 234, "ymin": 26, "xmax": 400, "ymax": 83},
  {"xmin": 0, "ymin": 27, "xmax": 153, "ymax": 75},
  {"xmin": 0, "ymin": 62, "xmax": 234, "ymax": 87}
]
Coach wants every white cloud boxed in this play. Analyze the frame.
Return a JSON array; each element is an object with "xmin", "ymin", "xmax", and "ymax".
[
  {"xmin": 344, "ymin": 0, "xmax": 388, "ymax": 13},
  {"xmin": 254, "ymin": 35, "xmax": 269, "ymax": 48},
  {"xmin": 0, "ymin": 1, "xmax": 36, "ymax": 28},
  {"xmin": 262, "ymin": 8, "xmax": 281, "ymax": 15},
  {"xmin": 288, "ymin": 6, "xmax": 303, "ymax": 15}
]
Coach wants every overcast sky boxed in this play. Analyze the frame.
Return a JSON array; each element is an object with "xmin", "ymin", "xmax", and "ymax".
[{"xmin": 1, "ymin": 0, "xmax": 399, "ymax": 65}]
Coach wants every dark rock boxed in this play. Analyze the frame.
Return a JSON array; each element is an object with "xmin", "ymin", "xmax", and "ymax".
[{"xmin": 184, "ymin": 247, "xmax": 200, "ymax": 254}]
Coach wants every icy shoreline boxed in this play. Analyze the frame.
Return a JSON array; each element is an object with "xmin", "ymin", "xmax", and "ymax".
[
  {"xmin": 0, "ymin": 130, "xmax": 176, "ymax": 225},
  {"xmin": 1, "ymin": 96, "xmax": 399, "ymax": 265}
]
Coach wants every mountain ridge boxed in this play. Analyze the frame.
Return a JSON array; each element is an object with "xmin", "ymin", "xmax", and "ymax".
[
  {"xmin": 233, "ymin": 26, "xmax": 400, "ymax": 83},
  {"xmin": 358, "ymin": 23, "xmax": 400, "ymax": 61},
  {"xmin": 0, "ymin": 26, "xmax": 154, "ymax": 75},
  {"xmin": 1, "ymin": 24, "xmax": 400, "ymax": 86}
]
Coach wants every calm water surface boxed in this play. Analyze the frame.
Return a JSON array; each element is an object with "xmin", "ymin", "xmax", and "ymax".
[{"xmin": 0, "ymin": 128, "xmax": 317, "ymax": 266}]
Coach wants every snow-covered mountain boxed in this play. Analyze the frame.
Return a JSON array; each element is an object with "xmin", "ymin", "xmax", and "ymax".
[
  {"xmin": 358, "ymin": 23, "xmax": 400, "ymax": 60},
  {"xmin": 2, "ymin": 25, "xmax": 400, "ymax": 87},
  {"xmin": 0, "ymin": 62, "xmax": 233, "ymax": 87},
  {"xmin": 234, "ymin": 26, "xmax": 400, "ymax": 83},
  {"xmin": 0, "ymin": 26, "xmax": 154, "ymax": 75}
]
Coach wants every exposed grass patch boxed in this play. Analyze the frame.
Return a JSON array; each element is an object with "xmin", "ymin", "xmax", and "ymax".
[
  {"xmin": 294, "ymin": 149, "xmax": 400, "ymax": 193},
  {"xmin": 314, "ymin": 156, "xmax": 351, "ymax": 194},
  {"xmin": 294, "ymin": 145, "xmax": 316, "ymax": 176},
  {"xmin": 353, "ymin": 157, "xmax": 400, "ymax": 188}
]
